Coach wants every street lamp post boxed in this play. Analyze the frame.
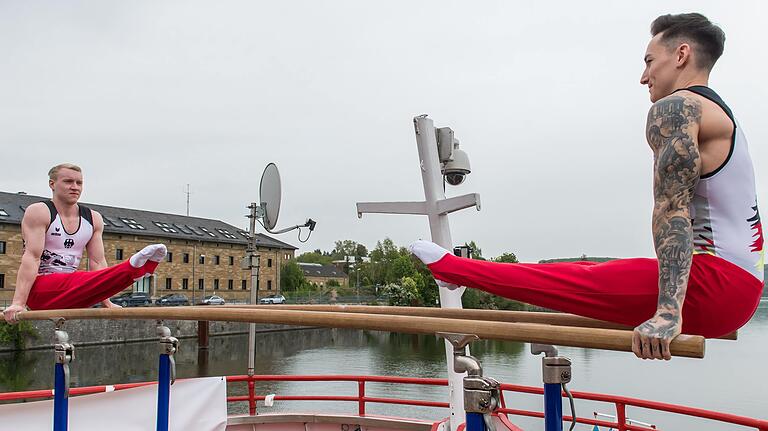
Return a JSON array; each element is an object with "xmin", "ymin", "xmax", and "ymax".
[{"xmin": 246, "ymin": 202, "xmax": 261, "ymax": 378}]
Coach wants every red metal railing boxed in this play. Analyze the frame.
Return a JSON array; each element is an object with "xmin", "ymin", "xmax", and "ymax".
[
  {"xmin": 1, "ymin": 375, "xmax": 767, "ymax": 430},
  {"xmin": 226, "ymin": 375, "xmax": 449, "ymax": 416},
  {"xmin": 228, "ymin": 375, "xmax": 768, "ymax": 431},
  {"xmin": 0, "ymin": 382, "xmax": 153, "ymax": 401}
]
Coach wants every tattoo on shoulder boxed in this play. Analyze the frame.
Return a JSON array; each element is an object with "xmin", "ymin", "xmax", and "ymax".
[{"xmin": 648, "ymin": 95, "xmax": 702, "ymax": 207}]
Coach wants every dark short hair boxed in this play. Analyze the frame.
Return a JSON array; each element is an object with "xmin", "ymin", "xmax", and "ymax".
[{"xmin": 651, "ymin": 13, "xmax": 725, "ymax": 71}]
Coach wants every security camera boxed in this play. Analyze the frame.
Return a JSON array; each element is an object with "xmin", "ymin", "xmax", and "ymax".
[
  {"xmin": 436, "ymin": 127, "xmax": 455, "ymax": 163},
  {"xmin": 441, "ymin": 140, "xmax": 471, "ymax": 186}
]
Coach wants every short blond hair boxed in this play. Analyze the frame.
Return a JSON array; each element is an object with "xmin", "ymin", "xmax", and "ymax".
[{"xmin": 48, "ymin": 163, "xmax": 82, "ymax": 181}]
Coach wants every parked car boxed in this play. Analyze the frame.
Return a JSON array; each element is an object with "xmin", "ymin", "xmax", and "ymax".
[
  {"xmin": 157, "ymin": 293, "xmax": 189, "ymax": 306},
  {"xmin": 110, "ymin": 291, "xmax": 153, "ymax": 307},
  {"xmin": 259, "ymin": 294, "xmax": 286, "ymax": 304},
  {"xmin": 200, "ymin": 295, "xmax": 225, "ymax": 305}
]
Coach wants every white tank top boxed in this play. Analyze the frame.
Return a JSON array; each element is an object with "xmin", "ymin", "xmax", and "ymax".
[
  {"xmin": 680, "ymin": 87, "xmax": 764, "ymax": 281},
  {"xmin": 38, "ymin": 201, "xmax": 94, "ymax": 275}
]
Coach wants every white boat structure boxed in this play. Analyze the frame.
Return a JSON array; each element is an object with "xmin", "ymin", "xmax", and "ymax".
[{"xmin": 1, "ymin": 116, "xmax": 766, "ymax": 431}]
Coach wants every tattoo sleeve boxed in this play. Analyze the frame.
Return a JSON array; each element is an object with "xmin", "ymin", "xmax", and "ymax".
[{"xmin": 646, "ymin": 95, "xmax": 702, "ymax": 320}]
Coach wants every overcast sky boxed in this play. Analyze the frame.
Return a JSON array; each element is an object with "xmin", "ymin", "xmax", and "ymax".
[{"xmin": 1, "ymin": 1, "xmax": 766, "ymax": 262}]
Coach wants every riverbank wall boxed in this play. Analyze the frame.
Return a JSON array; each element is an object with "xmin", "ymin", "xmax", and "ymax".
[{"xmin": 0, "ymin": 320, "xmax": 313, "ymax": 352}]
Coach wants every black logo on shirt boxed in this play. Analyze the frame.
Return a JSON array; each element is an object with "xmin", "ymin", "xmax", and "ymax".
[
  {"xmin": 64, "ymin": 239, "xmax": 75, "ymax": 249},
  {"xmin": 55, "ymin": 227, "xmax": 60, "ymax": 232}
]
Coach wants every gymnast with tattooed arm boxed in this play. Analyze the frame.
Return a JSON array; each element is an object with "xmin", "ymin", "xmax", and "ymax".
[{"xmin": 410, "ymin": 13, "xmax": 764, "ymax": 360}]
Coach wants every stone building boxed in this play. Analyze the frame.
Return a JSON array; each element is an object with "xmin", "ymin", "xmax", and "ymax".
[
  {"xmin": 298, "ymin": 262, "xmax": 348, "ymax": 288},
  {"xmin": 0, "ymin": 191, "xmax": 296, "ymax": 305}
]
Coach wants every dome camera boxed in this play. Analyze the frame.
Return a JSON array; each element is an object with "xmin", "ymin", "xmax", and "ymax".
[{"xmin": 441, "ymin": 144, "xmax": 471, "ymax": 186}]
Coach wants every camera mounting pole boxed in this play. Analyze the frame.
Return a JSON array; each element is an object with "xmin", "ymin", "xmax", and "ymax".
[{"xmin": 356, "ymin": 114, "xmax": 481, "ymax": 431}]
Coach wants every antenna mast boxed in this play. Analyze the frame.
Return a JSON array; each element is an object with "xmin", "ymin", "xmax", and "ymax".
[{"xmin": 185, "ymin": 184, "xmax": 191, "ymax": 216}]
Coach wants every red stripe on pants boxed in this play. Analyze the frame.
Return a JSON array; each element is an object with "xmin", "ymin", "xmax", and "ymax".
[
  {"xmin": 427, "ymin": 253, "xmax": 763, "ymax": 338},
  {"xmin": 27, "ymin": 260, "xmax": 159, "ymax": 310}
]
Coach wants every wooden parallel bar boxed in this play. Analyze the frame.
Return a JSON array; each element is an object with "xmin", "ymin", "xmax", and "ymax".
[
  {"xmin": 225, "ymin": 305, "xmax": 737, "ymax": 341},
  {"xmin": 16, "ymin": 307, "xmax": 706, "ymax": 358}
]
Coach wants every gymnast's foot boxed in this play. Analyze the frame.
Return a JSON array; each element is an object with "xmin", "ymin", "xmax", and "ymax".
[
  {"xmin": 408, "ymin": 240, "xmax": 459, "ymax": 290},
  {"xmin": 408, "ymin": 240, "xmax": 451, "ymax": 265},
  {"xmin": 129, "ymin": 244, "xmax": 167, "ymax": 277}
]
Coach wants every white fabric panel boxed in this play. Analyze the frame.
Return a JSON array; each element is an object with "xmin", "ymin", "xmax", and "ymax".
[{"xmin": 0, "ymin": 377, "xmax": 228, "ymax": 431}]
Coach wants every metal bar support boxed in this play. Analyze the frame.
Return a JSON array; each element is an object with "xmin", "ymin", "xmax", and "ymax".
[
  {"xmin": 532, "ymin": 344, "xmax": 573, "ymax": 431},
  {"xmin": 156, "ymin": 322, "xmax": 179, "ymax": 431},
  {"xmin": 52, "ymin": 318, "xmax": 73, "ymax": 431},
  {"xmin": 466, "ymin": 412, "xmax": 486, "ymax": 431},
  {"xmin": 439, "ymin": 333, "xmax": 500, "ymax": 431},
  {"xmin": 544, "ymin": 383, "xmax": 563, "ymax": 431}
]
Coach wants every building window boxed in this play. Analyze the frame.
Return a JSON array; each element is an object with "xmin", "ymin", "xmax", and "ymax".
[
  {"xmin": 229, "ymin": 256, "xmax": 234, "ymax": 265},
  {"xmin": 0, "ymin": 241, "xmax": 5, "ymax": 254},
  {"xmin": 165, "ymin": 278, "xmax": 172, "ymax": 290},
  {"xmin": 213, "ymin": 279, "xmax": 220, "ymax": 290},
  {"xmin": 198, "ymin": 279, "xmax": 204, "ymax": 290},
  {"xmin": 173, "ymin": 223, "xmax": 194, "ymax": 235},
  {"xmin": 182, "ymin": 278, "xmax": 189, "ymax": 290},
  {"xmin": 166, "ymin": 252, "xmax": 173, "ymax": 262},
  {"xmin": 267, "ymin": 258, "xmax": 272, "ymax": 268},
  {"xmin": 267, "ymin": 280, "xmax": 272, "ymax": 290},
  {"xmin": 215, "ymin": 228, "xmax": 238, "ymax": 239},
  {"xmin": 199, "ymin": 255, "xmax": 205, "ymax": 265},
  {"xmin": 228, "ymin": 279, "xmax": 234, "ymax": 290},
  {"xmin": 214, "ymin": 255, "xmax": 220, "ymax": 265},
  {"xmin": 183, "ymin": 253, "xmax": 189, "ymax": 264},
  {"xmin": 119, "ymin": 217, "xmax": 145, "ymax": 230},
  {"xmin": 198, "ymin": 226, "xmax": 217, "ymax": 237},
  {"xmin": 241, "ymin": 280, "xmax": 247, "ymax": 290},
  {"xmin": 0, "ymin": 274, "xmax": 4, "ymax": 289},
  {"xmin": 116, "ymin": 248, "xmax": 123, "ymax": 260},
  {"xmin": 153, "ymin": 221, "xmax": 178, "ymax": 233},
  {"xmin": 103, "ymin": 216, "xmax": 124, "ymax": 228}
]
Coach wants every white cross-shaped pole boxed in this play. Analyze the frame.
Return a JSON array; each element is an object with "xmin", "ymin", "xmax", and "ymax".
[{"xmin": 357, "ymin": 114, "xmax": 481, "ymax": 431}]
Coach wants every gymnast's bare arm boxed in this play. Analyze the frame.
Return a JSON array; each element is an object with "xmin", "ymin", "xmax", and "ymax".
[
  {"xmin": 85, "ymin": 210, "xmax": 120, "ymax": 308},
  {"xmin": 86, "ymin": 211, "xmax": 107, "ymax": 271},
  {"xmin": 3, "ymin": 203, "xmax": 49, "ymax": 323},
  {"xmin": 633, "ymin": 93, "xmax": 702, "ymax": 360}
]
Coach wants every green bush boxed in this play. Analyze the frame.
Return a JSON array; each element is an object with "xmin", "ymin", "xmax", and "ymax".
[{"xmin": 0, "ymin": 321, "xmax": 38, "ymax": 350}]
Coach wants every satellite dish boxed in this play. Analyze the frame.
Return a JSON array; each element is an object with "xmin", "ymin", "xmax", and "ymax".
[{"xmin": 259, "ymin": 163, "xmax": 281, "ymax": 231}]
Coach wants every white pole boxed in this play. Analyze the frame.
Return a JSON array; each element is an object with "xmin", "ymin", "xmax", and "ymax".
[{"xmin": 413, "ymin": 115, "xmax": 466, "ymax": 430}]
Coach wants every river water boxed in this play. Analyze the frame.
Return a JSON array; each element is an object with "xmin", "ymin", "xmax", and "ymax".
[{"xmin": 1, "ymin": 302, "xmax": 766, "ymax": 430}]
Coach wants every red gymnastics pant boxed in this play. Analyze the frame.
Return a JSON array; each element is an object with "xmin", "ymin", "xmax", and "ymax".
[
  {"xmin": 26, "ymin": 260, "xmax": 159, "ymax": 310},
  {"xmin": 427, "ymin": 253, "xmax": 763, "ymax": 338}
]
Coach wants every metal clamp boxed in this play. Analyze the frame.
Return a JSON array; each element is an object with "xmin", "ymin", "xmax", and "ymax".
[
  {"xmin": 532, "ymin": 344, "xmax": 576, "ymax": 431},
  {"xmin": 157, "ymin": 322, "xmax": 179, "ymax": 385},
  {"xmin": 438, "ymin": 332, "xmax": 501, "ymax": 418},
  {"xmin": 52, "ymin": 318, "xmax": 75, "ymax": 397},
  {"xmin": 464, "ymin": 375, "xmax": 501, "ymax": 415},
  {"xmin": 438, "ymin": 332, "xmax": 482, "ymax": 376},
  {"xmin": 542, "ymin": 356, "xmax": 572, "ymax": 385}
]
